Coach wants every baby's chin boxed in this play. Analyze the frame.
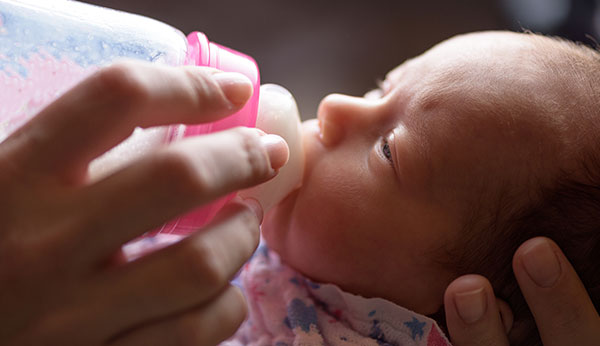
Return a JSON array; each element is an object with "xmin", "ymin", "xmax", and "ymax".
[{"xmin": 260, "ymin": 184, "xmax": 300, "ymax": 255}]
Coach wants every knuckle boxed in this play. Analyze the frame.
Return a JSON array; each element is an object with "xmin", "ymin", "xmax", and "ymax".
[
  {"xmin": 217, "ymin": 289, "xmax": 250, "ymax": 341},
  {"xmin": 93, "ymin": 62, "xmax": 150, "ymax": 106},
  {"xmin": 147, "ymin": 151, "xmax": 203, "ymax": 202},
  {"xmin": 210, "ymin": 206, "xmax": 260, "ymax": 259},
  {"xmin": 180, "ymin": 238, "xmax": 228, "ymax": 289},
  {"xmin": 182, "ymin": 69, "xmax": 220, "ymax": 110},
  {"xmin": 234, "ymin": 128, "xmax": 270, "ymax": 179},
  {"xmin": 230, "ymin": 287, "xmax": 249, "ymax": 320},
  {"xmin": 175, "ymin": 288, "xmax": 248, "ymax": 346},
  {"xmin": 556, "ymin": 301, "xmax": 586, "ymax": 330},
  {"xmin": 176, "ymin": 315, "xmax": 204, "ymax": 346},
  {"xmin": 232, "ymin": 207, "xmax": 261, "ymax": 247}
]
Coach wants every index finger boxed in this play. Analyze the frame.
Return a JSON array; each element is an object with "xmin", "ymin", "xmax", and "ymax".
[
  {"xmin": 3, "ymin": 61, "xmax": 252, "ymax": 182},
  {"xmin": 513, "ymin": 237, "xmax": 600, "ymax": 346},
  {"xmin": 70, "ymin": 128, "xmax": 287, "ymax": 264}
]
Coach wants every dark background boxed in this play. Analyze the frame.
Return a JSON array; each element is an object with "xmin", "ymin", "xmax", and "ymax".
[{"xmin": 82, "ymin": 0, "xmax": 599, "ymax": 120}]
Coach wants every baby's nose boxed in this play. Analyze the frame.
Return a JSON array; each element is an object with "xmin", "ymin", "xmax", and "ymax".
[{"xmin": 317, "ymin": 93, "xmax": 381, "ymax": 146}]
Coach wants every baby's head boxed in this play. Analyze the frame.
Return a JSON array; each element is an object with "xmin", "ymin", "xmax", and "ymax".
[{"xmin": 261, "ymin": 31, "xmax": 600, "ymax": 344}]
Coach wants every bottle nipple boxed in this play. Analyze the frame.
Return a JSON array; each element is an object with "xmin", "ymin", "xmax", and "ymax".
[{"xmin": 238, "ymin": 84, "xmax": 304, "ymax": 211}]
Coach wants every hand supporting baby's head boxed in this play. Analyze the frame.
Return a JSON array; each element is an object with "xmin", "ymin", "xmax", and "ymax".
[
  {"xmin": 442, "ymin": 33, "xmax": 600, "ymax": 345},
  {"xmin": 261, "ymin": 31, "xmax": 600, "ymax": 346}
]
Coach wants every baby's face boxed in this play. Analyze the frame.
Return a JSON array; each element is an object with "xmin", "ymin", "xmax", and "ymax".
[{"xmin": 262, "ymin": 32, "xmax": 572, "ymax": 314}]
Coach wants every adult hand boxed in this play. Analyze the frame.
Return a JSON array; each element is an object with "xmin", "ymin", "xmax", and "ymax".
[
  {"xmin": 444, "ymin": 237, "xmax": 600, "ymax": 346},
  {"xmin": 0, "ymin": 61, "xmax": 288, "ymax": 345}
]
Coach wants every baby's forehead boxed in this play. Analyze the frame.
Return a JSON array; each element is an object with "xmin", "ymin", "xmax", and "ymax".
[
  {"xmin": 405, "ymin": 32, "xmax": 598, "ymax": 176},
  {"xmin": 386, "ymin": 32, "xmax": 543, "ymax": 83},
  {"xmin": 383, "ymin": 31, "xmax": 590, "ymax": 113},
  {"xmin": 386, "ymin": 31, "xmax": 600, "ymax": 124}
]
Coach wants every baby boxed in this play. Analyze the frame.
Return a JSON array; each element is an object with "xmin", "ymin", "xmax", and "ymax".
[{"xmin": 226, "ymin": 31, "xmax": 600, "ymax": 346}]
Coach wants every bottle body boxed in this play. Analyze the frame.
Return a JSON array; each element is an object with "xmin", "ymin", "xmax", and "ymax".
[
  {"xmin": 0, "ymin": 0, "xmax": 260, "ymax": 234},
  {"xmin": 0, "ymin": 0, "xmax": 190, "ymax": 138}
]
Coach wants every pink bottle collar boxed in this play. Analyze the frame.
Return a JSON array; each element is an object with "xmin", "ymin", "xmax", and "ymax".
[{"xmin": 158, "ymin": 32, "xmax": 261, "ymax": 235}]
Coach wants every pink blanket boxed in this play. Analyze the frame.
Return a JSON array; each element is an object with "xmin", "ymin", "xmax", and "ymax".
[{"xmin": 224, "ymin": 246, "xmax": 452, "ymax": 346}]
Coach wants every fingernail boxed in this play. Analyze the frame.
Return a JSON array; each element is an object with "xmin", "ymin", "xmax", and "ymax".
[
  {"xmin": 213, "ymin": 72, "xmax": 253, "ymax": 107},
  {"xmin": 241, "ymin": 197, "xmax": 263, "ymax": 223},
  {"xmin": 454, "ymin": 287, "xmax": 487, "ymax": 324},
  {"xmin": 260, "ymin": 134, "xmax": 289, "ymax": 170},
  {"xmin": 521, "ymin": 239, "xmax": 561, "ymax": 288}
]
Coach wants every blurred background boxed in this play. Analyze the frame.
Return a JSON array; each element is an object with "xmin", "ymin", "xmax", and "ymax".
[{"xmin": 82, "ymin": 0, "xmax": 600, "ymax": 120}]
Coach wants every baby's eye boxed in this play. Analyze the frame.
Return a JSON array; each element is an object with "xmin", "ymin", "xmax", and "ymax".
[{"xmin": 381, "ymin": 137, "xmax": 393, "ymax": 164}]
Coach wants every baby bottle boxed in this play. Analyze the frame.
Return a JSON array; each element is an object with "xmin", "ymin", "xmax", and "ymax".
[{"xmin": 0, "ymin": 0, "xmax": 304, "ymax": 235}]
